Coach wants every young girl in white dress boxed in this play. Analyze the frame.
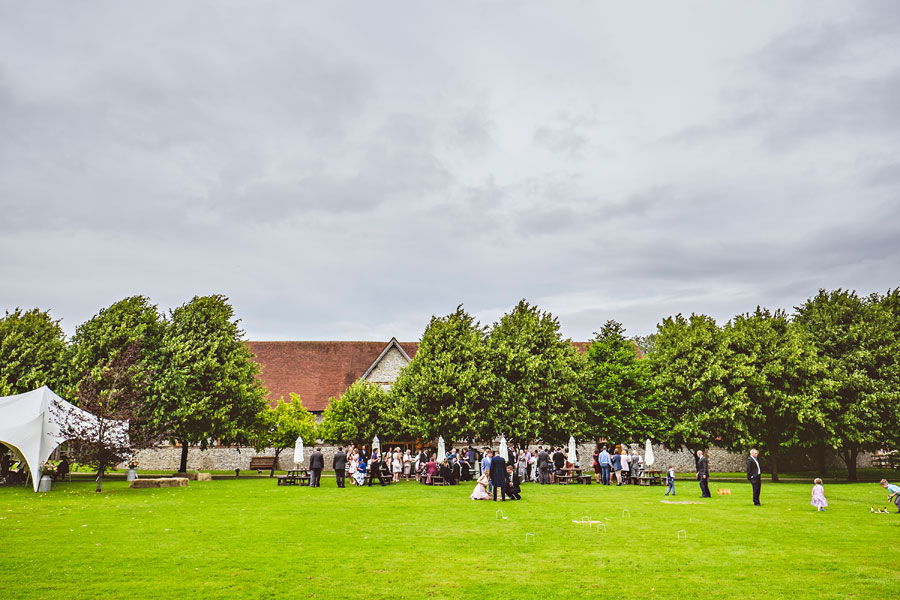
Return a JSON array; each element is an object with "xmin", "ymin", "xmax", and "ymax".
[
  {"xmin": 470, "ymin": 472, "xmax": 491, "ymax": 500},
  {"xmin": 811, "ymin": 478, "xmax": 828, "ymax": 511}
]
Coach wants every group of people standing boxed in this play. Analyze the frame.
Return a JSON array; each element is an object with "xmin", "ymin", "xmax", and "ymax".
[
  {"xmin": 306, "ymin": 444, "xmax": 416, "ymax": 488},
  {"xmin": 592, "ymin": 445, "xmax": 644, "ymax": 485}
]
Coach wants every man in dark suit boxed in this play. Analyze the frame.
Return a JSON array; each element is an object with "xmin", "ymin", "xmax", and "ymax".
[
  {"xmin": 309, "ymin": 447, "xmax": 324, "ymax": 487},
  {"xmin": 490, "ymin": 452, "xmax": 507, "ymax": 501},
  {"xmin": 537, "ymin": 447, "xmax": 550, "ymax": 484},
  {"xmin": 333, "ymin": 447, "xmax": 347, "ymax": 488},
  {"xmin": 746, "ymin": 448, "xmax": 762, "ymax": 505},
  {"xmin": 696, "ymin": 450, "xmax": 711, "ymax": 498}
]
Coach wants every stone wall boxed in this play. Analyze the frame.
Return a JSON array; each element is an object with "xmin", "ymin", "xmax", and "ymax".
[{"xmin": 132, "ymin": 442, "xmax": 872, "ymax": 473}]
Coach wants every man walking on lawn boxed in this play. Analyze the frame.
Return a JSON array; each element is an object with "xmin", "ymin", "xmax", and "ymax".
[
  {"xmin": 309, "ymin": 447, "xmax": 324, "ymax": 487},
  {"xmin": 333, "ymin": 446, "xmax": 347, "ymax": 488}
]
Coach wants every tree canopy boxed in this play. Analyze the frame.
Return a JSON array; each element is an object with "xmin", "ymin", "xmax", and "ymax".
[
  {"xmin": 154, "ymin": 295, "xmax": 268, "ymax": 472},
  {"xmin": 391, "ymin": 306, "xmax": 492, "ymax": 443},
  {"xmin": 486, "ymin": 300, "xmax": 583, "ymax": 446},
  {"xmin": 581, "ymin": 320, "xmax": 656, "ymax": 445},
  {"xmin": 319, "ymin": 380, "xmax": 395, "ymax": 445},
  {"xmin": 0, "ymin": 307, "xmax": 66, "ymax": 396}
]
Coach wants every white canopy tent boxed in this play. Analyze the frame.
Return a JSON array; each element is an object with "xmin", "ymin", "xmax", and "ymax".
[{"xmin": 0, "ymin": 386, "xmax": 128, "ymax": 492}]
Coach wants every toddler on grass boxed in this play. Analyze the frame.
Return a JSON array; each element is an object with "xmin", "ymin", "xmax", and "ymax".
[
  {"xmin": 880, "ymin": 479, "xmax": 900, "ymax": 513},
  {"xmin": 665, "ymin": 465, "xmax": 675, "ymax": 496},
  {"xmin": 810, "ymin": 478, "xmax": 827, "ymax": 511}
]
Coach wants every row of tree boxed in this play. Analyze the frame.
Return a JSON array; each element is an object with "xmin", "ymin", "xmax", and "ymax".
[
  {"xmin": 316, "ymin": 290, "xmax": 900, "ymax": 481},
  {"xmin": 2, "ymin": 288, "xmax": 897, "ymax": 484}
]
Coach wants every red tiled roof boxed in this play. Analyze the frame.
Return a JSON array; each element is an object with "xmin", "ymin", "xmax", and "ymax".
[{"xmin": 246, "ymin": 341, "xmax": 419, "ymax": 412}]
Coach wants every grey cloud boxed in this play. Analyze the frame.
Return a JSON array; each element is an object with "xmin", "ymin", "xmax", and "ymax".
[{"xmin": 533, "ymin": 111, "xmax": 599, "ymax": 159}]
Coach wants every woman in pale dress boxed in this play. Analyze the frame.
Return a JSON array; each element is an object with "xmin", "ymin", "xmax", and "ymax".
[
  {"xmin": 471, "ymin": 472, "xmax": 491, "ymax": 500},
  {"xmin": 402, "ymin": 450, "xmax": 412, "ymax": 480},
  {"xmin": 392, "ymin": 448, "xmax": 402, "ymax": 482},
  {"xmin": 348, "ymin": 452, "xmax": 359, "ymax": 483}
]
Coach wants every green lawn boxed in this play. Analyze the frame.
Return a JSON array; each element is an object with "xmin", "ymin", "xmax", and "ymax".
[{"xmin": 2, "ymin": 476, "xmax": 898, "ymax": 599}]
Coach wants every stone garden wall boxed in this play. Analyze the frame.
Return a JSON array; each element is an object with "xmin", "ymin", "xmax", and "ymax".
[{"xmin": 132, "ymin": 443, "xmax": 871, "ymax": 473}]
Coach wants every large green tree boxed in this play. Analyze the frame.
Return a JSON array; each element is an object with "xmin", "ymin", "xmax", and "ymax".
[
  {"xmin": 392, "ymin": 306, "xmax": 493, "ymax": 444},
  {"xmin": 319, "ymin": 380, "xmax": 396, "ymax": 446},
  {"xmin": 254, "ymin": 394, "xmax": 317, "ymax": 474},
  {"xmin": 0, "ymin": 307, "xmax": 66, "ymax": 396},
  {"xmin": 485, "ymin": 300, "xmax": 583, "ymax": 446},
  {"xmin": 722, "ymin": 308, "xmax": 823, "ymax": 481},
  {"xmin": 794, "ymin": 289, "xmax": 899, "ymax": 481},
  {"xmin": 647, "ymin": 313, "xmax": 737, "ymax": 455},
  {"xmin": 155, "ymin": 295, "xmax": 268, "ymax": 472},
  {"xmin": 581, "ymin": 320, "xmax": 657, "ymax": 445},
  {"xmin": 62, "ymin": 296, "xmax": 164, "ymax": 409}
]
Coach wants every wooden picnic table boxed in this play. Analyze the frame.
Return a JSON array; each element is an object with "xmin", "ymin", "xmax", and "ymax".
[
  {"xmin": 638, "ymin": 469, "xmax": 663, "ymax": 486},
  {"xmin": 556, "ymin": 467, "xmax": 592, "ymax": 485},
  {"xmin": 276, "ymin": 469, "xmax": 309, "ymax": 486}
]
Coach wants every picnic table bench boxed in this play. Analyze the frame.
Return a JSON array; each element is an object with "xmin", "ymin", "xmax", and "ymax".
[
  {"xmin": 249, "ymin": 456, "xmax": 277, "ymax": 475},
  {"xmin": 638, "ymin": 470, "xmax": 663, "ymax": 486},
  {"xmin": 276, "ymin": 469, "xmax": 309, "ymax": 486}
]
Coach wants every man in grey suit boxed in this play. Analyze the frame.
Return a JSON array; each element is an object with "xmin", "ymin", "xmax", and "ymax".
[
  {"xmin": 309, "ymin": 447, "xmax": 324, "ymax": 487},
  {"xmin": 537, "ymin": 447, "xmax": 551, "ymax": 485},
  {"xmin": 333, "ymin": 447, "xmax": 347, "ymax": 488}
]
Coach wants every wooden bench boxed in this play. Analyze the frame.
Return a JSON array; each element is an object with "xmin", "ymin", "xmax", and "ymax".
[
  {"xmin": 431, "ymin": 475, "xmax": 448, "ymax": 486},
  {"xmin": 249, "ymin": 456, "xmax": 277, "ymax": 475},
  {"xmin": 577, "ymin": 474, "xmax": 592, "ymax": 484}
]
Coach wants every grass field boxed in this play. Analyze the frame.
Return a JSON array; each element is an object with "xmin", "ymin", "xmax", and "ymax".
[{"xmin": 2, "ymin": 475, "xmax": 898, "ymax": 599}]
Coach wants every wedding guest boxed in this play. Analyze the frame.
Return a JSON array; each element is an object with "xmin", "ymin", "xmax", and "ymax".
[
  {"xmin": 598, "ymin": 446, "xmax": 611, "ymax": 485},
  {"xmin": 470, "ymin": 472, "xmax": 491, "ymax": 500},
  {"xmin": 611, "ymin": 447, "xmax": 622, "ymax": 486},
  {"xmin": 620, "ymin": 449, "xmax": 631, "ymax": 485},
  {"xmin": 506, "ymin": 465, "xmax": 522, "ymax": 501},
  {"xmin": 425, "ymin": 456, "xmax": 438, "ymax": 485}
]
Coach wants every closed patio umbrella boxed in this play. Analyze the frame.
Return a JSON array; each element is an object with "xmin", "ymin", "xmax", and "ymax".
[
  {"xmin": 498, "ymin": 435, "xmax": 507, "ymax": 463},
  {"xmin": 294, "ymin": 436, "xmax": 304, "ymax": 464},
  {"xmin": 568, "ymin": 436, "xmax": 577, "ymax": 466},
  {"xmin": 436, "ymin": 436, "xmax": 445, "ymax": 461},
  {"xmin": 644, "ymin": 439, "xmax": 655, "ymax": 469},
  {"xmin": 372, "ymin": 435, "xmax": 380, "ymax": 454}
]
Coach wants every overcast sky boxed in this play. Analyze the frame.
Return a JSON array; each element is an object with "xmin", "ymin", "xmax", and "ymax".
[{"xmin": 1, "ymin": 2, "xmax": 898, "ymax": 342}]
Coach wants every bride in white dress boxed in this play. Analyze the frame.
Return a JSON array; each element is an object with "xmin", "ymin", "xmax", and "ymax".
[{"xmin": 470, "ymin": 472, "xmax": 491, "ymax": 500}]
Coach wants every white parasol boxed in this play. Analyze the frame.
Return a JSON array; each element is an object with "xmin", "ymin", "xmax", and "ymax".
[
  {"xmin": 293, "ymin": 436, "xmax": 305, "ymax": 464},
  {"xmin": 498, "ymin": 435, "xmax": 508, "ymax": 463},
  {"xmin": 568, "ymin": 435, "xmax": 578, "ymax": 466},
  {"xmin": 644, "ymin": 439, "xmax": 655, "ymax": 468},
  {"xmin": 372, "ymin": 435, "xmax": 380, "ymax": 454},
  {"xmin": 436, "ymin": 436, "xmax": 445, "ymax": 461}
]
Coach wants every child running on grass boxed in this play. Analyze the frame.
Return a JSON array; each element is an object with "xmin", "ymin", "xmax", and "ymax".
[
  {"xmin": 665, "ymin": 465, "xmax": 675, "ymax": 496},
  {"xmin": 810, "ymin": 478, "xmax": 827, "ymax": 511},
  {"xmin": 880, "ymin": 479, "xmax": 900, "ymax": 513}
]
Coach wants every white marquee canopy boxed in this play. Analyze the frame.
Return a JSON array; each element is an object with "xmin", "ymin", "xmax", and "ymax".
[{"xmin": 0, "ymin": 386, "xmax": 128, "ymax": 492}]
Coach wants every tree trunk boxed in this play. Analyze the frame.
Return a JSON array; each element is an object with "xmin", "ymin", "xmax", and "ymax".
[
  {"xmin": 769, "ymin": 453, "xmax": 779, "ymax": 482},
  {"xmin": 815, "ymin": 443, "xmax": 827, "ymax": 477},
  {"xmin": 272, "ymin": 448, "xmax": 282, "ymax": 477},
  {"xmin": 95, "ymin": 460, "xmax": 105, "ymax": 493},
  {"xmin": 839, "ymin": 446, "xmax": 859, "ymax": 482},
  {"xmin": 179, "ymin": 442, "xmax": 189, "ymax": 473}
]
